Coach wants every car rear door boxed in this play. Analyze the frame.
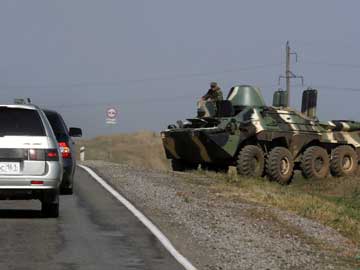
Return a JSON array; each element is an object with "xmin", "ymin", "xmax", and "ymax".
[{"xmin": 0, "ymin": 107, "xmax": 48, "ymax": 176}]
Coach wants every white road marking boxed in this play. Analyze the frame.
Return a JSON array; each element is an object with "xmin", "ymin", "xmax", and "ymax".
[{"xmin": 78, "ymin": 165, "xmax": 198, "ymax": 270}]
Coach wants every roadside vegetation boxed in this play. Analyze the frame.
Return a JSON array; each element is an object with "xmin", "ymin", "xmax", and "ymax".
[
  {"xmin": 76, "ymin": 131, "xmax": 169, "ymax": 170},
  {"xmin": 194, "ymin": 168, "xmax": 360, "ymax": 249},
  {"xmin": 78, "ymin": 132, "xmax": 360, "ymax": 249}
]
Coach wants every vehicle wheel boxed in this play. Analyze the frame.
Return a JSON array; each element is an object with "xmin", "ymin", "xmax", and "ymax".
[
  {"xmin": 186, "ymin": 163, "xmax": 198, "ymax": 171},
  {"xmin": 201, "ymin": 163, "xmax": 211, "ymax": 171},
  {"xmin": 171, "ymin": 159, "xmax": 186, "ymax": 171},
  {"xmin": 60, "ymin": 173, "xmax": 74, "ymax": 195},
  {"xmin": 237, "ymin": 145, "xmax": 264, "ymax": 177},
  {"xmin": 42, "ymin": 189, "xmax": 60, "ymax": 218},
  {"xmin": 266, "ymin": 147, "xmax": 294, "ymax": 185},
  {"xmin": 330, "ymin": 145, "xmax": 358, "ymax": 177},
  {"xmin": 301, "ymin": 146, "xmax": 330, "ymax": 179},
  {"xmin": 60, "ymin": 186, "xmax": 73, "ymax": 195},
  {"xmin": 356, "ymin": 148, "xmax": 360, "ymax": 162},
  {"xmin": 42, "ymin": 202, "xmax": 59, "ymax": 218},
  {"xmin": 171, "ymin": 159, "xmax": 197, "ymax": 172}
]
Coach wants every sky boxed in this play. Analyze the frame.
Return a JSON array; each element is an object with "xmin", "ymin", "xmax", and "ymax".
[{"xmin": 0, "ymin": 0, "xmax": 359, "ymax": 138}]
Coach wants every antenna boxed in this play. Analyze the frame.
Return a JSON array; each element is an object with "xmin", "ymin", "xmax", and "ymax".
[{"xmin": 278, "ymin": 41, "xmax": 304, "ymax": 107}]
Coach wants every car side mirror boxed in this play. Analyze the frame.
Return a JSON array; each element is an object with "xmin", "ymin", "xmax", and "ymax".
[{"xmin": 69, "ymin": 127, "xmax": 82, "ymax": 137}]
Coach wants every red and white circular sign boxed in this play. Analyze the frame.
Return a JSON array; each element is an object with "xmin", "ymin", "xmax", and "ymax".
[{"xmin": 106, "ymin": 107, "xmax": 118, "ymax": 119}]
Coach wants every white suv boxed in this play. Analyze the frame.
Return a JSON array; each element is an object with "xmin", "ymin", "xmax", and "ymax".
[{"xmin": 0, "ymin": 104, "xmax": 63, "ymax": 217}]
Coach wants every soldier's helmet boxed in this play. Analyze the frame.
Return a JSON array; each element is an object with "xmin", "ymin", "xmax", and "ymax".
[{"xmin": 210, "ymin": 82, "xmax": 217, "ymax": 88}]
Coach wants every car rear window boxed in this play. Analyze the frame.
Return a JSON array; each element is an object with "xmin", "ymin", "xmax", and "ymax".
[
  {"xmin": 0, "ymin": 107, "xmax": 45, "ymax": 136},
  {"xmin": 44, "ymin": 111, "xmax": 68, "ymax": 141}
]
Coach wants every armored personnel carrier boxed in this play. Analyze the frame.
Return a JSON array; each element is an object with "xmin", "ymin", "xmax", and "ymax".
[{"xmin": 161, "ymin": 85, "xmax": 360, "ymax": 184}]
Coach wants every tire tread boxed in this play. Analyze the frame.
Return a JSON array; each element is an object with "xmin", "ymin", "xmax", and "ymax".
[
  {"xmin": 237, "ymin": 145, "xmax": 264, "ymax": 177},
  {"xmin": 301, "ymin": 146, "xmax": 329, "ymax": 179},
  {"xmin": 265, "ymin": 147, "xmax": 294, "ymax": 185}
]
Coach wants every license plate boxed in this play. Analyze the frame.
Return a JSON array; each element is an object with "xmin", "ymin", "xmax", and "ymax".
[{"xmin": 0, "ymin": 162, "xmax": 20, "ymax": 174}]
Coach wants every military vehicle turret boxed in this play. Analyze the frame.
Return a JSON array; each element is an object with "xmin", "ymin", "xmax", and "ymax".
[{"xmin": 161, "ymin": 85, "xmax": 360, "ymax": 184}]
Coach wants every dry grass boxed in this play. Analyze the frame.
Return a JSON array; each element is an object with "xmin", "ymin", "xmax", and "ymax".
[
  {"xmin": 76, "ymin": 131, "xmax": 169, "ymax": 170},
  {"xmin": 195, "ymin": 169, "xmax": 360, "ymax": 247},
  {"xmin": 77, "ymin": 131, "xmax": 360, "ymax": 248}
]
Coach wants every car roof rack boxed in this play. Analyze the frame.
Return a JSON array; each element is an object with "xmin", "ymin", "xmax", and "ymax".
[{"xmin": 14, "ymin": 98, "xmax": 32, "ymax": 105}]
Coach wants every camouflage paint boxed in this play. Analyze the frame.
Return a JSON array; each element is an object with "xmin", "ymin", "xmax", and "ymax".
[{"xmin": 161, "ymin": 85, "xmax": 360, "ymax": 165}]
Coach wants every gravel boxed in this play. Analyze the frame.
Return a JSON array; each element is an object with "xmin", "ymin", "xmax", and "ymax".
[{"xmin": 81, "ymin": 160, "xmax": 359, "ymax": 270}]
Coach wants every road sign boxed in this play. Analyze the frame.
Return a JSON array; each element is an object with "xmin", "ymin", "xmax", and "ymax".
[
  {"xmin": 106, "ymin": 107, "xmax": 117, "ymax": 119},
  {"xmin": 106, "ymin": 107, "xmax": 118, "ymax": 125}
]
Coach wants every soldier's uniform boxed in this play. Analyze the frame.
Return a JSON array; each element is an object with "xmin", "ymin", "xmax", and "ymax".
[
  {"xmin": 198, "ymin": 82, "xmax": 224, "ymax": 117},
  {"xmin": 202, "ymin": 82, "xmax": 224, "ymax": 101}
]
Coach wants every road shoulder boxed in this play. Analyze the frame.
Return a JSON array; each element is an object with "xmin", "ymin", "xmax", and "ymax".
[{"xmin": 81, "ymin": 160, "xmax": 359, "ymax": 270}]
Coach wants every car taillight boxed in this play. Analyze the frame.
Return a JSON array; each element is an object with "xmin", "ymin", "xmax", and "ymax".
[
  {"xmin": 31, "ymin": 180, "xmax": 44, "ymax": 185},
  {"xmin": 58, "ymin": 142, "xmax": 71, "ymax": 159},
  {"xmin": 46, "ymin": 149, "xmax": 59, "ymax": 161}
]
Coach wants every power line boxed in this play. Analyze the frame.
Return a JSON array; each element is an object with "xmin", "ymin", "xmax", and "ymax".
[
  {"xmin": 283, "ymin": 83, "xmax": 360, "ymax": 92},
  {"xmin": 299, "ymin": 61, "xmax": 360, "ymax": 69},
  {"xmin": 43, "ymin": 94, "xmax": 195, "ymax": 109},
  {"xmin": 43, "ymin": 83, "xmax": 360, "ymax": 111},
  {"xmin": 41, "ymin": 82, "xmax": 284, "ymax": 109},
  {"xmin": 312, "ymin": 85, "xmax": 360, "ymax": 92},
  {"xmin": 0, "ymin": 63, "xmax": 282, "ymax": 90}
]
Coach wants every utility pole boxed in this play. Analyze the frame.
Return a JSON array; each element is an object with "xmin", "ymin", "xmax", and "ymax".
[
  {"xmin": 286, "ymin": 42, "xmax": 291, "ymax": 104},
  {"xmin": 279, "ymin": 41, "xmax": 304, "ymax": 107}
]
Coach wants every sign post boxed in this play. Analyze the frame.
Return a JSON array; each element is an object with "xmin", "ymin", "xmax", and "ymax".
[
  {"xmin": 105, "ymin": 107, "xmax": 118, "ymax": 161},
  {"xmin": 80, "ymin": 146, "xmax": 85, "ymax": 161}
]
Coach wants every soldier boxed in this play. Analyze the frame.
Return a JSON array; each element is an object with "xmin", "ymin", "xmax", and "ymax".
[
  {"xmin": 198, "ymin": 82, "xmax": 223, "ymax": 117},
  {"xmin": 202, "ymin": 82, "xmax": 224, "ymax": 101}
]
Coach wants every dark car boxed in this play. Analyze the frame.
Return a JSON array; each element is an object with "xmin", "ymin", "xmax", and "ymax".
[{"xmin": 44, "ymin": 110, "xmax": 82, "ymax": 194}]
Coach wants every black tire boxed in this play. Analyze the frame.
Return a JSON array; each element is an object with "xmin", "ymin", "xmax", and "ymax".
[
  {"xmin": 41, "ymin": 189, "xmax": 60, "ymax": 218},
  {"xmin": 356, "ymin": 148, "xmax": 360, "ymax": 163},
  {"xmin": 60, "ymin": 186, "xmax": 73, "ymax": 195},
  {"xmin": 200, "ymin": 164, "xmax": 209, "ymax": 171},
  {"xmin": 266, "ymin": 147, "xmax": 294, "ymax": 185},
  {"xmin": 237, "ymin": 145, "xmax": 264, "ymax": 177},
  {"xmin": 60, "ymin": 174, "xmax": 74, "ymax": 195},
  {"xmin": 171, "ymin": 159, "xmax": 198, "ymax": 172},
  {"xmin": 330, "ymin": 145, "xmax": 358, "ymax": 177},
  {"xmin": 187, "ymin": 163, "xmax": 198, "ymax": 171},
  {"xmin": 42, "ymin": 202, "xmax": 59, "ymax": 218},
  {"xmin": 301, "ymin": 146, "xmax": 330, "ymax": 179},
  {"xmin": 171, "ymin": 159, "xmax": 186, "ymax": 171}
]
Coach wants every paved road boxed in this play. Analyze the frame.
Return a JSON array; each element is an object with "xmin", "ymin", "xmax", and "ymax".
[{"xmin": 0, "ymin": 167, "xmax": 185, "ymax": 270}]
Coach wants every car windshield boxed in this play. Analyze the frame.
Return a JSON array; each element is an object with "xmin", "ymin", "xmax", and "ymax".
[{"xmin": 0, "ymin": 107, "xmax": 45, "ymax": 136}]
